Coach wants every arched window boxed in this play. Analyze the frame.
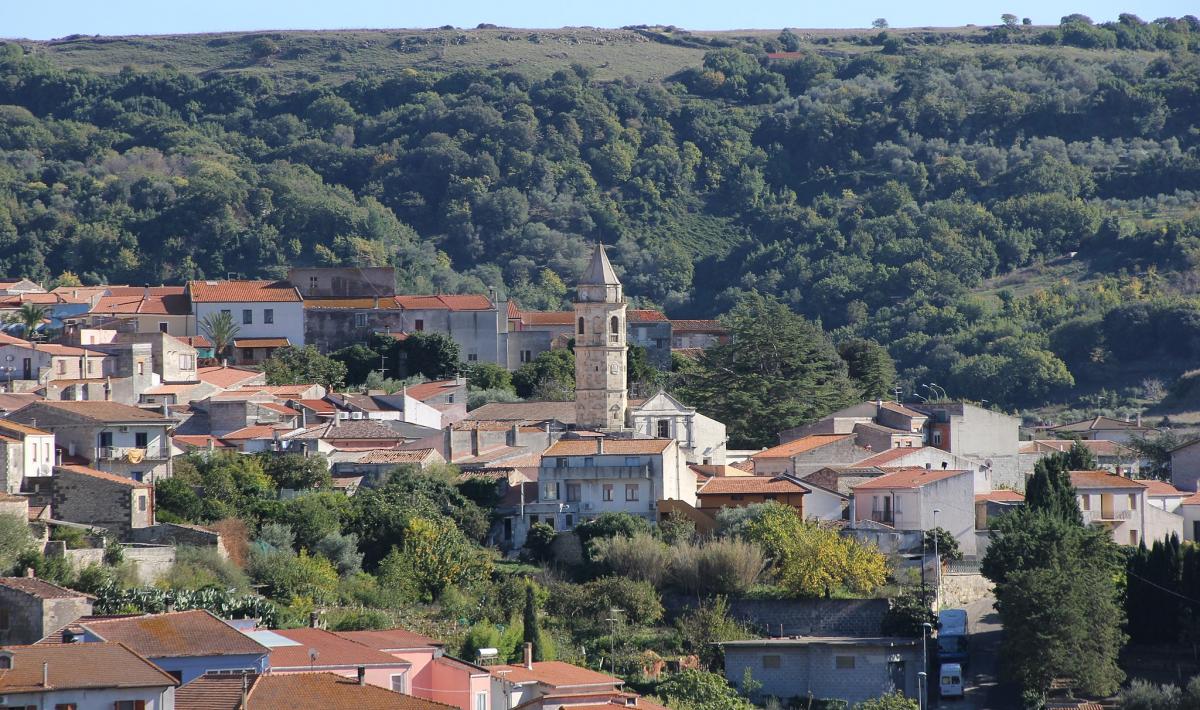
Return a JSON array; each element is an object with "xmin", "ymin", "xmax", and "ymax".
[
  {"xmin": 610, "ymin": 315, "xmax": 620, "ymax": 334},
  {"xmin": 577, "ymin": 317, "xmax": 585, "ymax": 335}
]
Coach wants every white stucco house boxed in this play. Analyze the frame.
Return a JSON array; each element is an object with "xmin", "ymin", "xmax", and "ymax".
[
  {"xmin": 630, "ymin": 389, "xmax": 727, "ymax": 465},
  {"xmin": 186, "ymin": 280, "xmax": 304, "ymax": 362}
]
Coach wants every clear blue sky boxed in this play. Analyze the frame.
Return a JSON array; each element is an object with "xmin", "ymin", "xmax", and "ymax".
[{"xmin": 3, "ymin": 1, "xmax": 1196, "ymax": 40}]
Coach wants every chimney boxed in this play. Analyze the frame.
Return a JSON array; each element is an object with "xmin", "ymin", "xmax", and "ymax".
[
  {"xmin": 241, "ymin": 673, "xmax": 250, "ymax": 707},
  {"xmin": 509, "ymin": 424, "xmax": 519, "ymax": 446},
  {"xmin": 597, "ymin": 438, "xmax": 604, "ymax": 455},
  {"xmin": 373, "ymin": 296, "xmax": 380, "ymax": 309},
  {"xmin": 43, "ymin": 661, "xmax": 48, "ymax": 687},
  {"xmin": 471, "ymin": 427, "xmax": 480, "ymax": 456},
  {"xmin": 55, "ymin": 449, "xmax": 62, "ymax": 466},
  {"xmin": 309, "ymin": 611, "xmax": 321, "ymax": 629},
  {"xmin": 523, "ymin": 642, "xmax": 533, "ymax": 670},
  {"xmin": 357, "ymin": 665, "xmax": 367, "ymax": 685}
]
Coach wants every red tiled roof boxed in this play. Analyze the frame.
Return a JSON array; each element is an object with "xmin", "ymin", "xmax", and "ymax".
[
  {"xmin": 698, "ymin": 475, "xmax": 808, "ymax": 496},
  {"xmin": 492, "ymin": 661, "xmax": 621, "ymax": 688},
  {"xmin": 975, "ymin": 490, "xmax": 1025, "ymax": 503},
  {"xmin": 1140, "ymin": 479, "xmax": 1183, "ymax": 496},
  {"xmin": 0, "ymin": 576, "xmax": 92, "ymax": 599},
  {"xmin": 197, "ymin": 366, "xmax": 263, "ymax": 388},
  {"xmin": 1069, "ymin": 470, "xmax": 1147, "ymax": 490},
  {"xmin": 13, "ymin": 400, "xmax": 171, "ymax": 424},
  {"xmin": 256, "ymin": 385, "xmax": 318, "ymax": 397},
  {"xmin": 187, "ymin": 280, "xmax": 301, "ymax": 303},
  {"xmin": 233, "ymin": 337, "xmax": 290, "ymax": 349},
  {"xmin": 403, "ymin": 379, "xmax": 462, "ymax": 401},
  {"xmin": 179, "ymin": 671, "xmax": 455, "ymax": 710},
  {"xmin": 176, "ymin": 335, "xmax": 214, "ymax": 349},
  {"xmin": 1181, "ymin": 492, "xmax": 1200, "ymax": 506},
  {"xmin": 669, "ymin": 319, "xmax": 726, "ymax": 332},
  {"xmin": 256, "ymin": 402, "xmax": 301, "ymax": 416},
  {"xmin": 0, "ymin": 642, "xmax": 178, "ymax": 692},
  {"xmin": 267, "ymin": 628, "xmax": 406, "ymax": 669},
  {"xmin": 854, "ymin": 447, "xmax": 925, "ymax": 467},
  {"xmin": 92, "ymin": 289, "xmax": 189, "ymax": 316},
  {"xmin": 507, "ymin": 301, "xmax": 521, "ymax": 319},
  {"xmin": 394, "ymin": 294, "xmax": 493, "ymax": 311},
  {"xmin": 851, "ymin": 467, "xmax": 969, "ymax": 491},
  {"xmin": 879, "ymin": 401, "xmax": 926, "ymax": 418},
  {"xmin": 80, "ymin": 610, "xmax": 269, "ymax": 658},
  {"xmin": 752, "ymin": 434, "xmax": 852, "ymax": 460},
  {"xmin": 543, "ymin": 438, "xmax": 672, "ymax": 457},
  {"xmin": 627, "ymin": 309, "xmax": 667, "ymax": 322},
  {"xmin": 294, "ymin": 399, "xmax": 337, "ymax": 413},
  {"xmin": 337, "ymin": 627, "xmax": 442, "ymax": 651},
  {"xmin": 220, "ymin": 425, "xmax": 291, "ymax": 441},
  {"xmin": 56, "ymin": 464, "xmax": 150, "ymax": 488},
  {"xmin": 173, "ymin": 435, "xmax": 233, "ymax": 449},
  {"xmin": 0, "ymin": 419, "xmax": 51, "ymax": 436},
  {"xmin": 356, "ymin": 449, "xmax": 438, "ymax": 464}
]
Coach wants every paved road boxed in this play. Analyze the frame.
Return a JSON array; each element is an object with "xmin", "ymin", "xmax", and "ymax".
[{"xmin": 932, "ymin": 594, "xmax": 1019, "ymax": 710}]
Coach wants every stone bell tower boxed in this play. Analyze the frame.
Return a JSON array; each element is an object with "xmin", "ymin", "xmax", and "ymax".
[{"xmin": 574, "ymin": 243, "xmax": 628, "ymax": 432}]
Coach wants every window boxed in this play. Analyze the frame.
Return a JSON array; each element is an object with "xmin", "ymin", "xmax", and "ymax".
[
  {"xmin": 1130, "ymin": 529, "xmax": 1139, "ymax": 546},
  {"xmin": 932, "ymin": 431, "xmax": 943, "ymax": 446},
  {"xmin": 543, "ymin": 482, "xmax": 560, "ymax": 501},
  {"xmin": 55, "ymin": 704, "xmax": 78, "ymax": 710},
  {"xmin": 310, "ymin": 276, "xmax": 320, "ymax": 291},
  {"xmin": 555, "ymin": 457, "xmax": 568, "ymax": 468},
  {"xmin": 113, "ymin": 702, "xmax": 145, "ymax": 710},
  {"xmin": 137, "ymin": 361, "xmax": 145, "ymax": 376},
  {"xmin": 1080, "ymin": 495, "xmax": 1090, "ymax": 511},
  {"xmin": 578, "ymin": 317, "xmax": 585, "ymax": 335},
  {"xmin": 657, "ymin": 420, "xmax": 670, "ymax": 438},
  {"xmin": 221, "ymin": 309, "xmax": 231, "ymax": 317},
  {"xmin": 242, "ymin": 309, "xmax": 253, "ymax": 325},
  {"xmin": 603, "ymin": 484, "xmax": 614, "ymax": 501},
  {"xmin": 179, "ymin": 354, "xmax": 194, "ymax": 371},
  {"xmin": 391, "ymin": 672, "xmax": 408, "ymax": 693},
  {"xmin": 0, "ymin": 608, "xmax": 9, "ymax": 630},
  {"xmin": 264, "ymin": 308, "xmax": 274, "ymax": 324},
  {"xmin": 159, "ymin": 321, "xmax": 169, "ymax": 333},
  {"xmin": 624, "ymin": 456, "xmax": 641, "ymax": 466},
  {"xmin": 611, "ymin": 315, "xmax": 620, "ymax": 333},
  {"xmin": 414, "ymin": 319, "xmax": 424, "ymax": 331},
  {"xmin": 138, "ymin": 494, "xmax": 147, "ymax": 512},
  {"xmin": 521, "ymin": 350, "xmax": 533, "ymax": 363},
  {"xmin": 762, "ymin": 655, "xmax": 781, "ymax": 669},
  {"xmin": 1129, "ymin": 493, "xmax": 1137, "ymax": 509},
  {"xmin": 476, "ymin": 692, "xmax": 487, "ymax": 710},
  {"xmin": 57, "ymin": 359, "xmax": 66, "ymax": 374},
  {"xmin": 242, "ymin": 348, "xmax": 254, "ymax": 361},
  {"xmin": 135, "ymin": 432, "xmax": 148, "ymax": 448},
  {"xmin": 731, "ymin": 494, "xmax": 744, "ymax": 501},
  {"xmin": 835, "ymin": 656, "xmax": 856, "ymax": 669},
  {"xmin": 625, "ymin": 484, "xmax": 639, "ymax": 501},
  {"xmin": 356, "ymin": 312, "xmax": 368, "ymax": 328},
  {"xmin": 467, "ymin": 353, "xmax": 478, "ymax": 362},
  {"xmin": 583, "ymin": 457, "xmax": 594, "ymax": 467},
  {"xmin": 565, "ymin": 513, "xmax": 574, "ymax": 528},
  {"xmin": 566, "ymin": 483, "xmax": 581, "ymax": 502}
]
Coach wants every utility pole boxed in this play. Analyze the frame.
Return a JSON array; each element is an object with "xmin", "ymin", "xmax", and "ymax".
[{"xmin": 605, "ymin": 609, "xmax": 623, "ymax": 674}]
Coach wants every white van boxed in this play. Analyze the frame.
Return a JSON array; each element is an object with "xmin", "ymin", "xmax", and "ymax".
[{"xmin": 940, "ymin": 662, "xmax": 965, "ymax": 698}]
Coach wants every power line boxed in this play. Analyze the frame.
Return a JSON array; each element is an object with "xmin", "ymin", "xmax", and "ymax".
[{"xmin": 1127, "ymin": 570, "xmax": 1200, "ymax": 606}]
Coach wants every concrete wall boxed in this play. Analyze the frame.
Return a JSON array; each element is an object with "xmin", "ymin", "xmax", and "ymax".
[
  {"xmin": 128, "ymin": 524, "xmax": 227, "ymax": 557},
  {"xmin": 289, "ymin": 266, "xmax": 395, "ymax": 299},
  {"xmin": 1182, "ymin": 504, "xmax": 1200, "ymax": 542},
  {"xmin": 1172, "ymin": 443, "xmax": 1200, "ymax": 493},
  {"xmin": 804, "ymin": 487, "xmax": 846, "ymax": 521},
  {"xmin": 3, "ymin": 686, "xmax": 174, "ymax": 710},
  {"xmin": 939, "ymin": 404, "xmax": 1021, "ymax": 490},
  {"xmin": 399, "ymin": 308, "xmax": 507, "ymax": 367},
  {"xmin": 193, "ymin": 301, "xmax": 305, "ymax": 346},
  {"xmin": 1145, "ymin": 502, "xmax": 1185, "ymax": 545},
  {"xmin": 303, "ymin": 306, "xmax": 405, "ymax": 353},
  {"xmin": 124, "ymin": 545, "xmax": 177, "ymax": 585},
  {"xmin": 628, "ymin": 320, "xmax": 672, "ymax": 369},
  {"xmin": 725, "ymin": 641, "xmax": 921, "ymax": 706},
  {"xmin": 756, "ymin": 438, "xmax": 872, "ymax": 477}
]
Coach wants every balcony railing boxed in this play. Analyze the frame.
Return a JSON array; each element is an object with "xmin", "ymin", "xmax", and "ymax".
[
  {"xmin": 1084, "ymin": 508, "xmax": 1133, "ymax": 523},
  {"xmin": 97, "ymin": 445, "xmax": 171, "ymax": 462},
  {"xmin": 541, "ymin": 465, "xmax": 651, "ymax": 479}
]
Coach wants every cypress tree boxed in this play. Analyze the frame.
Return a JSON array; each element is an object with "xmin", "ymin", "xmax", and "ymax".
[
  {"xmin": 523, "ymin": 581, "xmax": 544, "ymax": 662},
  {"xmin": 1027, "ymin": 453, "xmax": 1082, "ymax": 525}
]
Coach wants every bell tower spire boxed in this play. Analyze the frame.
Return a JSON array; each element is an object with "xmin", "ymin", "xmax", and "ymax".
[{"xmin": 574, "ymin": 243, "xmax": 628, "ymax": 432}]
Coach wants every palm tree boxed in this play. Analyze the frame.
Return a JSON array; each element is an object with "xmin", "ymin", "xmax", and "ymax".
[
  {"xmin": 199, "ymin": 311, "xmax": 241, "ymax": 361},
  {"xmin": 16, "ymin": 303, "xmax": 47, "ymax": 341}
]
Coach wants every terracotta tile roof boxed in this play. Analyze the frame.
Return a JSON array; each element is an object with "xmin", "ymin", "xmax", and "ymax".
[
  {"xmin": 144, "ymin": 383, "xmax": 203, "ymax": 396},
  {"xmin": 356, "ymin": 448, "xmax": 437, "ymax": 464},
  {"xmin": 304, "ymin": 297, "xmax": 401, "ymax": 310},
  {"xmin": 698, "ymin": 475, "xmax": 808, "ymax": 496},
  {"xmin": 13, "ymin": 400, "xmax": 171, "ymax": 424},
  {"xmin": 0, "ymin": 419, "xmax": 52, "ymax": 436},
  {"xmin": 854, "ymin": 447, "xmax": 925, "ymax": 467},
  {"xmin": 174, "ymin": 435, "xmax": 234, "ymax": 449},
  {"xmin": 879, "ymin": 401, "xmax": 926, "ymax": 418},
  {"xmin": 1069, "ymin": 470, "xmax": 1148, "ymax": 490},
  {"xmin": 178, "ymin": 671, "xmax": 456, "ymax": 710},
  {"xmin": 507, "ymin": 301, "xmax": 521, "ymax": 319},
  {"xmin": 187, "ymin": 280, "xmax": 301, "ymax": 303},
  {"xmin": 729, "ymin": 458, "xmax": 755, "ymax": 472},
  {"xmin": 56, "ymin": 464, "xmax": 151, "ymax": 488},
  {"xmin": 232, "ymin": 337, "xmax": 290, "ymax": 348},
  {"xmin": 1142, "ymin": 479, "xmax": 1184, "ymax": 496},
  {"xmin": 403, "ymin": 379, "xmax": 462, "ymax": 401},
  {"xmin": 0, "ymin": 642, "xmax": 178, "ymax": 692},
  {"xmin": 81, "ymin": 610, "xmax": 269, "ymax": 659},
  {"xmin": 492, "ymin": 660, "xmax": 621, "ymax": 688},
  {"xmin": 0, "ymin": 576, "xmax": 92, "ymax": 599},
  {"xmin": 1051, "ymin": 416, "xmax": 1150, "ymax": 432},
  {"xmin": 0, "ymin": 392, "xmax": 42, "ymax": 411},
  {"xmin": 299, "ymin": 419, "xmax": 409, "ymax": 440},
  {"xmin": 975, "ymin": 490, "xmax": 1025, "ymax": 503},
  {"xmin": 543, "ymin": 438, "xmax": 672, "ymax": 457},
  {"xmin": 337, "ymin": 628, "xmax": 442, "ymax": 650},
  {"xmin": 175, "ymin": 671, "xmax": 251, "ymax": 710},
  {"xmin": 627, "ymin": 309, "xmax": 667, "ymax": 322},
  {"xmin": 1181, "ymin": 492, "xmax": 1200, "ymax": 506},
  {"xmin": 92, "ymin": 290, "xmax": 189, "ymax": 316},
  {"xmin": 267, "ymin": 627, "xmax": 406, "ymax": 669},
  {"xmin": 294, "ymin": 398, "xmax": 337, "ymax": 413},
  {"xmin": 256, "ymin": 385, "xmax": 319, "ymax": 397},
  {"xmin": 176, "ymin": 335, "xmax": 214, "ymax": 348},
  {"xmin": 220, "ymin": 425, "xmax": 292, "ymax": 441},
  {"xmin": 197, "ymin": 366, "xmax": 263, "ymax": 388},
  {"xmin": 394, "ymin": 294, "xmax": 493, "ymax": 311},
  {"xmin": 521, "ymin": 311, "xmax": 574, "ymax": 326},
  {"xmin": 751, "ymin": 434, "xmax": 853, "ymax": 460},
  {"xmin": 669, "ymin": 319, "xmax": 726, "ymax": 332},
  {"xmin": 3, "ymin": 340, "xmax": 108, "ymax": 357},
  {"xmin": 256, "ymin": 402, "xmax": 301, "ymax": 416},
  {"xmin": 850, "ymin": 466, "xmax": 969, "ymax": 491}
]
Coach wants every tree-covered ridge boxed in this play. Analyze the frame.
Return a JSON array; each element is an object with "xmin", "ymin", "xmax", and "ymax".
[{"xmin": 2, "ymin": 25, "xmax": 1200, "ymax": 408}]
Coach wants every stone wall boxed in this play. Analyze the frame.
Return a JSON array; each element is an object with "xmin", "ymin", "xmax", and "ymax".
[
  {"xmin": 717, "ymin": 598, "xmax": 891, "ymax": 637},
  {"xmin": 128, "ymin": 523, "xmax": 226, "ymax": 557},
  {"xmin": 940, "ymin": 572, "xmax": 993, "ymax": 608},
  {"xmin": 123, "ymin": 545, "xmax": 176, "ymax": 585}
]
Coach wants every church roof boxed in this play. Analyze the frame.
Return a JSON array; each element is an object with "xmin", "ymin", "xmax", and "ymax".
[{"xmin": 580, "ymin": 243, "xmax": 620, "ymax": 286}]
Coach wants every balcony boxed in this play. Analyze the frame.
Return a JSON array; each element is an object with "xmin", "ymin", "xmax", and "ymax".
[
  {"xmin": 1084, "ymin": 508, "xmax": 1133, "ymax": 523},
  {"xmin": 96, "ymin": 445, "xmax": 171, "ymax": 462},
  {"xmin": 869, "ymin": 511, "xmax": 895, "ymax": 525},
  {"xmin": 542, "ymin": 465, "xmax": 651, "ymax": 480}
]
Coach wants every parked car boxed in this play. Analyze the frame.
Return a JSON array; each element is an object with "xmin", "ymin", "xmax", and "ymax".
[{"xmin": 940, "ymin": 662, "xmax": 965, "ymax": 698}]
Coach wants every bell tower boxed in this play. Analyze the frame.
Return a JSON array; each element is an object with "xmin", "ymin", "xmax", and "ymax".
[{"xmin": 574, "ymin": 243, "xmax": 628, "ymax": 432}]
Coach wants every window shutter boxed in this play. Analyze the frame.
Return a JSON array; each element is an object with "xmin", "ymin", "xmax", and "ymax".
[{"xmin": 135, "ymin": 702, "xmax": 146, "ymax": 710}]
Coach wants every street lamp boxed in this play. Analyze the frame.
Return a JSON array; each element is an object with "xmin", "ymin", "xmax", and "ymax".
[
  {"xmin": 918, "ymin": 671, "xmax": 927, "ymax": 710},
  {"xmin": 921, "ymin": 622, "xmax": 933, "ymax": 710}
]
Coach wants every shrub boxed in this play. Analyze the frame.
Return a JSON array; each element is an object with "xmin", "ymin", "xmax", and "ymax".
[
  {"xmin": 590, "ymin": 532, "xmax": 671, "ymax": 587},
  {"xmin": 669, "ymin": 538, "xmax": 766, "ymax": 596},
  {"xmin": 675, "ymin": 596, "xmax": 753, "ymax": 670},
  {"xmin": 327, "ymin": 608, "xmax": 393, "ymax": 631},
  {"xmin": 164, "ymin": 546, "xmax": 251, "ymax": 592},
  {"xmin": 1117, "ymin": 678, "xmax": 1182, "ymax": 710},
  {"xmin": 0, "ymin": 513, "xmax": 35, "ymax": 572},
  {"xmin": 584, "ymin": 576, "xmax": 664, "ymax": 626}
]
